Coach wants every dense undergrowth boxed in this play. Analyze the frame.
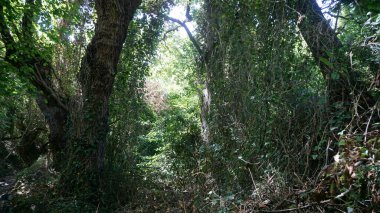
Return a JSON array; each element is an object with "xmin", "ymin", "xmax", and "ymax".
[{"xmin": 1, "ymin": 0, "xmax": 380, "ymax": 212}]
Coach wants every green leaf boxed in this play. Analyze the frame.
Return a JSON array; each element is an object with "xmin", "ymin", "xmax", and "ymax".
[
  {"xmin": 355, "ymin": 136, "xmax": 363, "ymax": 142},
  {"xmin": 319, "ymin": 57, "xmax": 333, "ymax": 68},
  {"xmin": 331, "ymin": 72, "xmax": 340, "ymax": 80}
]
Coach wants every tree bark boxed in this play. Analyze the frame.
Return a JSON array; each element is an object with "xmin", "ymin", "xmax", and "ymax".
[
  {"xmin": 61, "ymin": 0, "xmax": 142, "ymax": 198},
  {"xmin": 199, "ymin": 0, "xmax": 221, "ymax": 146}
]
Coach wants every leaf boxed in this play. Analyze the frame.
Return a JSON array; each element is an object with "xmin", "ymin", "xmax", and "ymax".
[
  {"xmin": 355, "ymin": 135, "xmax": 363, "ymax": 142},
  {"xmin": 331, "ymin": 72, "xmax": 340, "ymax": 80},
  {"xmin": 339, "ymin": 140, "xmax": 346, "ymax": 146},
  {"xmin": 319, "ymin": 57, "xmax": 333, "ymax": 68},
  {"xmin": 325, "ymin": 51, "xmax": 334, "ymax": 58}
]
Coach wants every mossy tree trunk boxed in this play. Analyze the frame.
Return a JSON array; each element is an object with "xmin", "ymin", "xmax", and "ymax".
[{"xmin": 60, "ymin": 0, "xmax": 142, "ymax": 200}]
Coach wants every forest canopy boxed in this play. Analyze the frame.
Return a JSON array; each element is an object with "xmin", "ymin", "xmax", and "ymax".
[{"xmin": 0, "ymin": 0, "xmax": 379, "ymax": 212}]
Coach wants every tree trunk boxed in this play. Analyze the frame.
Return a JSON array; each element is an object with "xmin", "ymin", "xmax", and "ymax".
[
  {"xmin": 295, "ymin": 0, "xmax": 375, "ymax": 109},
  {"xmin": 35, "ymin": 89, "xmax": 68, "ymax": 168},
  {"xmin": 200, "ymin": 0, "xmax": 223, "ymax": 146},
  {"xmin": 60, "ymin": 0, "xmax": 142, "ymax": 199},
  {"xmin": 294, "ymin": 0, "xmax": 378, "ymax": 167},
  {"xmin": 295, "ymin": 0, "xmax": 352, "ymax": 105}
]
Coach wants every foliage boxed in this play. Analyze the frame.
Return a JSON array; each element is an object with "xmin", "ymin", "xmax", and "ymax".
[
  {"xmin": 102, "ymin": 0, "xmax": 171, "ymax": 209},
  {"xmin": 1, "ymin": 0, "xmax": 380, "ymax": 212},
  {"xmin": 309, "ymin": 127, "xmax": 380, "ymax": 211},
  {"xmin": 194, "ymin": 0, "xmax": 327, "ymax": 193}
]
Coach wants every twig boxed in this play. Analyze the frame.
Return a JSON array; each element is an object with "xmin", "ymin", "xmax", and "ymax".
[
  {"xmin": 325, "ymin": 138, "xmax": 332, "ymax": 167},
  {"xmin": 364, "ymin": 108, "xmax": 374, "ymax": 144},
  {"xmin": 248, "ymin": 167, "xmax": 262, "ymax": 202},
  {"xmin": 163, "ymin": 25, "xmax": 181, "ymax": 39},
  {"xmin": 260, "ymin": 188, "xmax": 351, "ymax": 213},
  {"xmin": 259, "ymin": 202, "xmax": 315, "ymax": 212}
]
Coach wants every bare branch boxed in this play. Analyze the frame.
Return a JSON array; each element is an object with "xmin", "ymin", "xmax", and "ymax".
[{"xmin": 163, "ymin": 15, "xmax": 203, "ymax": 56}]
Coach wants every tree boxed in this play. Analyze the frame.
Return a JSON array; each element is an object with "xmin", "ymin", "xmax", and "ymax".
[
  {"xmin": 68, "ymin": 0, "xmax": 141, "ymax": 184},
  {"xmin": 294, "ymin": 0, "xmax": 375, "ymax": 108},
  {"xmin": 0, "ymin": 0, "xmax": 69, "ymax": 168},
  {"xmin": 0, "ymin": 0, "xmax": 142, "ymax": 201}
]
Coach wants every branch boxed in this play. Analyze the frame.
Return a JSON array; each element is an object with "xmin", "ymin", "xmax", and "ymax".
[
  {"xmin": 1, "ymin": 136, "xmax": 22, "ymax": 141},
  {"xmin": 323, "ymin": 11, "xmax": 351, "ymax": 21},
  {"xmin": 1, "ymin": 1, "xmax": 68, "ymax": 112},
  {"xmin": 33, "ymin": 63, "xmax": 69, "ymax": 111},
  {"xmin": 259, "ymin": 203, "xmax": 315, "ymax": 213},
  {"xmin": 163, "ymin": 15, "xmax": 203, "ymax": 56},
  {"xmin": 163, "ymin": 25, "xmax": 181, "ymax": 39}
]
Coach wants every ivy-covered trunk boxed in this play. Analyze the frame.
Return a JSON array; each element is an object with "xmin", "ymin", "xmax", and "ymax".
[
  {"xmin": 200, "ymin": 0, "xmax": 224, "ymax": 146},
  {"xmin": 295, "ymin": 0, "xmax": 352, "ymax": 105},
  {"xmin": 60, "ymin": 0, "xmax": 142, "ymax": 200},
  {"xmin": 294, "ymin": 0, "xmax": 377, "ymax": 166},
  {"xmin": 295, "ymin": 0, "xmax": 374, "ymax": 108}
]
